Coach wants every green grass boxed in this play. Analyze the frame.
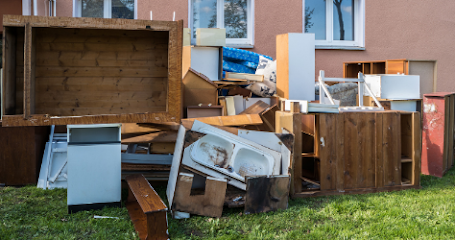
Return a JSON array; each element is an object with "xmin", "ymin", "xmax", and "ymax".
[{"xmin": 2, "ymin": 168, "xmax": 455, "ymax": 240}]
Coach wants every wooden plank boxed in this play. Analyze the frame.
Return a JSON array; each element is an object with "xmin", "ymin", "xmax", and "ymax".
[
  {"xmin": 375, "ymin": 113, "xmax": 384, "ymax": 188},
  {"xmin": 3, "ymin": 27, "xmax": 17, "ymax": 115},
  {"xmin": 412, "ymin": 112, "xmax": 422, "ymax": 186},
  {"xmin": 173, "ymin": 173, "xmax": 227, "ymax": 218},
  {"xmin": 244, "ymin": 176, "xmax": 290, "ymax": 214},
  {"xmin": 358, "ymin": 113, "xmax": 376, "ymax": 188},
  {"xmin": 344, "ymin": 112, "xmax": 358, "ymax": 189},
  {"xmin": 335, "ymin": 114, "xmax": 345, "ymax": 191},
  {"xmin": 125, "ymin": 174, "xmax": 167, "ymax": 214},
  {"xmin": 122, "ymin": 131, "xmax": 178, "ymax": 144},
  {"xmin": 259, "ymin": 104, "xmax": 279, "ymax": 132},
  {"xmin": 275, "ymin": 111, "xmax": 302, "ymax": 194},
  {"xmin": 319, "ymin": 114, "xmax": 337, "ymax": 191},
  {"xmin": 3, "ymin": 15, "xmax": 178, "ymax": 31},
  {"xmin": 239, "ymin": 100, "xmax": 269, "ymax": 115},
  {"xmin": 382, "ymin": 112, "xmax": 401, "ymax": 186},
  {"xmin": 182, "ymin": 114, "xmax": 263, "ymax": 127},
  {"xmin": 23, "ymin": 23, "xmax": 35, "ymax": 118},
  {"xmin": 122, "ymin": 123, "xmax": 162, "ymax": 135},
  {"xmin": 276, "ymin": 34, "xmax": 289, "ymax": 98}
]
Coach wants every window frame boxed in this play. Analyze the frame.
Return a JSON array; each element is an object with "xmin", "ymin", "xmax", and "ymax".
[
  {"xmin": 303, "ymin": 0, "xmax": 365, "ymax": 49},
  {"xmin": 73, "ymin": 0, "xmax": 138, "ymax": 19},
  {"xmin": 188, "ymin": 0, "xmax": 255, "ymax": 48}
]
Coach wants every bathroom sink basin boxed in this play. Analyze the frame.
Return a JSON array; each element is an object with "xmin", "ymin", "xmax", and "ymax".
[{"xmin": 190, "ymin": 134, "xmax": 278, "ymax": 182}]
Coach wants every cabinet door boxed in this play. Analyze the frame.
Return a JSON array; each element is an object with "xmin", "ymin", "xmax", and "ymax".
[
  {"xmin": 386, "ymin": 60, "xmax": 406, "ymax": 74},
  {"xmin": 67, "ymin": 144, "xmax": 121, "ymax": 205}
]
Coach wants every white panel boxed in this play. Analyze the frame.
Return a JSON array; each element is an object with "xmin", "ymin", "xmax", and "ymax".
[
  {"xmin": 288, "ymin": 33, "xmax": 315, "ymax": 101},
  {"xmin": 232, "ymin": 95, "xmax": 245, "ymax": 114},
  {"xmin": 67, "ymin": 144, "xmax": 121, "ymax": 205},
  {"xmin": 284, "ymin": 100, "xmax": 309, "ymax": 113},
  {"xmin": 365, "ymin": 75, "xmax": 420, "ymax": 100},
  {"xmin": 190, "ymin": 47, "xmax": 221, "ymax": 81},
  {"xmin": 37, "ymin": 142, "xmax": 51, "ymax": 189},
  {"xmin": 166, "ymin": 125, "xmax": 187, "ymax": 210},
  {"xmin": 390, "ymin": 101, "xmax": 418, "ymax": 112},
  {"xmin": 196, "ymin": 28, "xmax": 226, "ymax": 47}
]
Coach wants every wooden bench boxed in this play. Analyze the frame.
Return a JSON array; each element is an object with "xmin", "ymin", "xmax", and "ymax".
[{"xmin": 125, "ymin": 174, "xmax": 168, "ymax": 240}]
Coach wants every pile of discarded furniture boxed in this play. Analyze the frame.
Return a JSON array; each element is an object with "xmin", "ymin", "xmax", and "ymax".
[{"xmin": 0, "ymin": 15, "xmax": 450, "ymax": 240}]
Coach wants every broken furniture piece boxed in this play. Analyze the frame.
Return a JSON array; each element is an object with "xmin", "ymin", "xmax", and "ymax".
[
  {"xmin": 318, "ymin": 70, "xmax": 384, "ymax": 112},
  {"xmin": 1, "ymin": 15, "xmax": 183, "ymax": 127},
  {"xmin": 126, "ymin": 174, "xmax": 168, "ymax": 240},
  {"xmin": 182, "ymin": 68, "xmax": 219, "ymax": 118},
  {"xmin": 364, "ymin": 74, "xmax": 420, "ymax": 100},
  {"xmin": 173, "ymin": 172, "xmax": 227, "ymax": 218},
  {"xmin": 67, "ymin": 124, "xmax": 121, "ymax": 213},
  {"xmin": 422, "ymin": 92, "xmax": 455, "ymax": 177},
  {"xmin": 244, "ymin": 175, "xmax": 290, "ymax": 214},
  {"xmin": 187, "ymin": 105, "xmax": 224, "ymax": 118},
  {"xmin": 182, "ymin": 46, "xmax": 223, "ymax": 81}
]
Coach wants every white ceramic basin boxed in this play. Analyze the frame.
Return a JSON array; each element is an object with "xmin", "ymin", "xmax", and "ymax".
[{"xmin": 190, "ymin": 134, "xmax": 276, "ymax": 182}]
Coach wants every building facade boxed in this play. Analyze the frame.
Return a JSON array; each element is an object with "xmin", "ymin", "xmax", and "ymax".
[{"xmin": 3, "ymin": 0, "xmax": 455, "ymax": 91}]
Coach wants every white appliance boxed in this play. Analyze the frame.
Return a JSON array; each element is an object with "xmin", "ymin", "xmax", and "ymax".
[{"xmin": 67, "ymin": 124, "xmax": 121, "ymax": 213}]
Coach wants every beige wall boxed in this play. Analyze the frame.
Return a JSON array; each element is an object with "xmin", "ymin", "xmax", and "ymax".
[
  {"xmin": 316, "ymin": 0, "xmax": 454, "ymax": 92},
  {"xmin": 23, "ymin": 0, "xmax": 455, "ymax": 91}
]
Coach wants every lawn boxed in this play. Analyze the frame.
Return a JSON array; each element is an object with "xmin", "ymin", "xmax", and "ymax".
[{"xmin": 2, "ymin": 168, "xmax": 455, "ymax": 240}]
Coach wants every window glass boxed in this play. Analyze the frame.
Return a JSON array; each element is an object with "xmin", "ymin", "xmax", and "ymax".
[
  {"xmin": 224, "ymin": 0, "xmax": 248, "ymax": 38},
  {"xmin": 304, "ymin": 0, "xmax": 326, "ymax": 40},
  {"xmin": 112, "ymin": 0, "xmax": 134, "ymax": 19},
  {"xmin": 333, "ymin": 0, "xmax": 354, "ymax": 41},
  {"xmin": 192, "ymin": 0, "xmax": 217, "ymax": 36},
  {"xmin": 81, "ymin": 0, "xmax": 104, "ymax": 18}
]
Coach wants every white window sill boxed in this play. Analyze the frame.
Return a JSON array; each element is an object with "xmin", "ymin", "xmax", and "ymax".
[
  {"xmin": 226, "ymin": 44, "xmax": 254, "ymax": 49},
  {"xmin": 316, "ymin": 46, "xmax": 365, "ymax": 50}
]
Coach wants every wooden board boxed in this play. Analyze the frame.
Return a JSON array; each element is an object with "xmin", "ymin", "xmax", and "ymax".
[
  {"xmin": 173, "ymin": 173, "xmax": 227, "ymax": 218},
  {"xmin": 319, "ymin": 114, "xmax": 337, "ymax": 191},
  {"xmin": 275, "ymin": 108, "xmax": 302, "ymax": 195},
  {"xmin": 238, "ymin": 100, "xmax": 269, "ymax": 115},
  {"xmin": 150, "ymin": 142, "xmax": 176, "ymax": 154},
  {"xmin": 2, "ymin": 15, "xmax": 183, "ymax": 127},
  {"xmin": 244, "ymin": 176, "xmax": 290, "ymax": 214},
  {"xmin": 187, "ymin": 106, "xmax": 224, "ymax": 118},
  {"xmin": 382, "ymin": 112, "xmax": 401, "ymax": 186},
  {"xmin": 122, "ymin": 131, "xmax": 177, "ymax": 143},
  {"xmin": 182, "ymin": 114, "xmax": 263, "ymax": 127}
]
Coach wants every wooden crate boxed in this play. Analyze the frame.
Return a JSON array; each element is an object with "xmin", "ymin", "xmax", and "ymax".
[
  {"xmin": 1, "ymin": 15, "xmax": 183, "ymax": 127},
  {"xmin": 0, "ymin": 121, "xmax": 49, "ymax": 185},
  {"xmin": 276, "ymin": 110, "xmax": 421, "ymax": 198}
]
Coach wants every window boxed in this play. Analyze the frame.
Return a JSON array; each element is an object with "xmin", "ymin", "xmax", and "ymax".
[
  {"xmin": 304, "ymin": 0, "xmax": 364, "ymax": 49},
  {"xmin": 189, "ymin": 0, "xmax": 254, "ymax": 47},
  {"xmin": 74, "ymin": 0, "xmax": 137, "ymax": 19}
]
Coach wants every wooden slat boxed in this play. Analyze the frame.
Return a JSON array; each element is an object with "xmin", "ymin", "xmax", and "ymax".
[
  {"xmin": 335, "ymin": 114, "xmax": 345, "ymax": 191},
  {"xmin": 293, "ymin": 184, "xmax": 420, "ymax": 198},
  {"xmin": 125, "ymin": 174, "xmax": 167, "ymax": 214},
  {"xmin": 344, "ymin": 112, "xmax": 358, "ymax": 189},
  {"xmin": 122, "ymin": 131, "xmax": 178, "ymax": 144},
  {"xmin": 319, "ymin": 114, "xmax": 337, "ymax": 190},
  {"xmin": 3, "ymin": 15, "xmax": 178, "ymax": 31},
  {"xmin": 375, "ymin": 113, "xmax": 384, "ymax": 188},
  {"xmin": 382, "ymin": 112, "xmax": 401, "ymax": 186},
  {"xmin": 358, "ymin": 113, "xmax": 376, "ymax": 188},
  {"xmin": 182, "ymin": 114, "xmax": 263, "ymax": 127},
  {"xmin": 239, "ymin": 100, "xmax": 269, "ymax": 115},
  {"xmin": 24, "ymin": 23, "xmax": 35, "ymax": 118},
  {"xmin": 275, "ymin": 110, "xmax": 302, "ymax": 194},
  {"xmin": 412, "ymin": 112, "xmax": 422, "ymax": 186}
]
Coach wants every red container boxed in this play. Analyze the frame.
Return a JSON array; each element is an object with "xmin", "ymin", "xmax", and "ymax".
[{"xmin": 422, "ymin": 92, "xmax": 455, "ymax": 177}]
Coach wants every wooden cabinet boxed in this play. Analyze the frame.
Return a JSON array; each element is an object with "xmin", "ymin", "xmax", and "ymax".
[
  {"xmin": 0, "ymin": 122, "xmax": 49, "ymax": 185},
  {"xmin": 276, "ymin": 111, "xmax": 421, "ymax": 198},
  {"xmin": 343, "ymin": 59, "xmax": 437, "ymax": 98}
]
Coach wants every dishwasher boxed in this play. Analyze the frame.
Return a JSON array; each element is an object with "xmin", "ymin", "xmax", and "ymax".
[{"xmin": 67, "ymin": 124, "xmax": 121, "ymax": 213}]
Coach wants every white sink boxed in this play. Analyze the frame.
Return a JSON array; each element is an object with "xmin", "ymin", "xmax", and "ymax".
[{"xmin": 190, "ymin": 134, "xmax": 277, "ymax": 182}]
